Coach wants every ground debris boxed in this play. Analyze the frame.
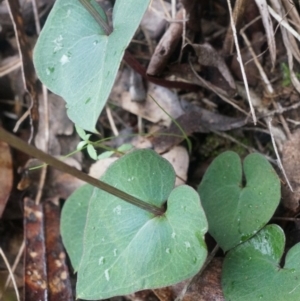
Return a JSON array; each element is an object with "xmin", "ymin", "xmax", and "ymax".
[{"xmin": 282, "ymin": 129, "xmax": 300, "ymax": 212}]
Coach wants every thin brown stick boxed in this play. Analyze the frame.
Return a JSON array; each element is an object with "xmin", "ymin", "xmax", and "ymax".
[
  {"xmin": 31, "ymin": 0, "xmax": 41, "ymax": 33},
  {"xmin": 6, "ymin": 0, "xmax": 40, "ymax": 142},
  {"xmin": 272, "ymin": 217, "xmax": 300, "ymax": 221},
  {"xmin": 147, "ymin": 9, "xmax": 184, "ymax": 75}
]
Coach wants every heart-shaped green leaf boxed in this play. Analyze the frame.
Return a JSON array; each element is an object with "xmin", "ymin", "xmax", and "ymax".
[
  {"xmin": 198, "ymin": 151, "xmax": 280, "ymax": 251},
  {"xmin": 33, "ymin": 0, "xmax": 150, "ymax": 132},
  {"xmin": 61, "ymin": 149, "xmax": 208, "ymax": 300},
  {"xmin": 222, "ymin": 224, "xmax": 300, "ymax": 301}
]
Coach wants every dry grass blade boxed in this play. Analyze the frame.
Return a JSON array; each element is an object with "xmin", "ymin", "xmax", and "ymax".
[
  {"xmin": 106, "ymin": 105, "xmax": 119, "ymax": 136},
  {"xmin": 267, "ymin": 118, "xmax": 293, "ymax": 191},
  {"xmin": 0, "ymin": 56, "xmax": 21, "ymax": 77},
  {"xmin": 269, "ymin": 0, "xmax": 300, "ymax": 65},
  {"xmin": 286, "ymin": 45, "xmax": 300, "ymax": 93},
  {"xmin": 30, "ymin": 0, "xmax": 41, "ymax": 33},
  {"xmin": 226, "ymin": 0, "xmax": 256, "ymax": 124},
  {"xmin": 0, "ymin": 248, "xmax": 20, "ymax": 301},
  {"xmin": 6, "ymin": 0, "xmax": 40, "ymax": 141},
  {"xmin": 282, "ymin": 0, "xmax": 300, "ymax": 26},
  {"xmin": 254, "ymin": 0, "xmax": 276, "ymax": 68},
  {"xmin": 3, "ymin": 241, "xmax": 24, "ymax": 293},
  {"xmin": 268, "ymin": 5, "xmax": 300, "ymax": 42},
  {"xmin": 269, "ymin": 0, "xmax": 300, "ymax": 93},
  {"xmin": 223, "ymin": 0, "xmax": 246, "ymax": 55},
  {"xmin": 191, "ymin": 43, "xmax": 236, "ymax": 90},
  {"xmin": 189, "ymin": 59, "xmax": 249, "ymax": 117},
  {"xmin": 240, "ymin": 18, "xmax": 274, "ymax": 95}
]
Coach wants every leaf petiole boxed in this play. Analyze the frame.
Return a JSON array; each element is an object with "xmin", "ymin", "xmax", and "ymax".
[
  {"xmin": 78, "ymin": 0, "xmax": 112, "ymax": 35},
  {"xmin": 0, "ymin": 127, "xmax": 164, "ymax": 216}
]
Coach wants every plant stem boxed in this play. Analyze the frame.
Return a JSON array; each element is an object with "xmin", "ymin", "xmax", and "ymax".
[
  {"xmin": 149, "ymin": 94, "xmax": 192, "ymax": 153},
  {"xmin": 0, "ymin": 127, "xmax": 164, "ymax": 216},
  {"xmin": 78, "ymin": 0, "xmax": 112, "ymax": 35}
]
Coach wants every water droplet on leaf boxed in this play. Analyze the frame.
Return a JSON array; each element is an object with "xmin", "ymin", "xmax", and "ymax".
[
  {"xmin": 60, "ymin": 54, "xmax": 70, "ymax": 65},
  {"xmin": 184, "ymin": 241, "xmax": 191, "ymax": 249},
  {"xmin": 104, "ymin": 269, "xmax": 110, "ymax": 281},
  {"xmin": 113, "ymin": 205, "xmax": 122, "ymax": 215},
  {"xmin": 98, "ymin": 257, "xmax": 105, "ymax": 265},
  {"xmin": 46, "ymin": 67, "xmax": 55, "ymax": 75},
  {"xmin": 53, "ymin": 35, "xmax": 63, "ymax": 52}
]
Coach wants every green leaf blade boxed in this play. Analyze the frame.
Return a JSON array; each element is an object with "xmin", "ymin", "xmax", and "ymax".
[
  {"xmin": 198, "ymin": 151, "xmax": 280, "ymax": 251},
  {"xmin": 222, "ymin": 225, "xmax": 300, "ymax": 301},
  {"xmin": 60, "ymin": 184, "xmax": 93, "ymax": 271},
  {"xmin": 34, "ymin": 0, "xmax": 150, "ymax": 132},
  {"xmin": 77, "ymin": 184, "xmax": 207, "ymax": 299},
  {"xmin": 87, "ymin": 144, "xmax": 97, "ymax": 160},
  {"xmin": 61, "ymin": 149, "xmax": 208, "ymax": 300}
]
